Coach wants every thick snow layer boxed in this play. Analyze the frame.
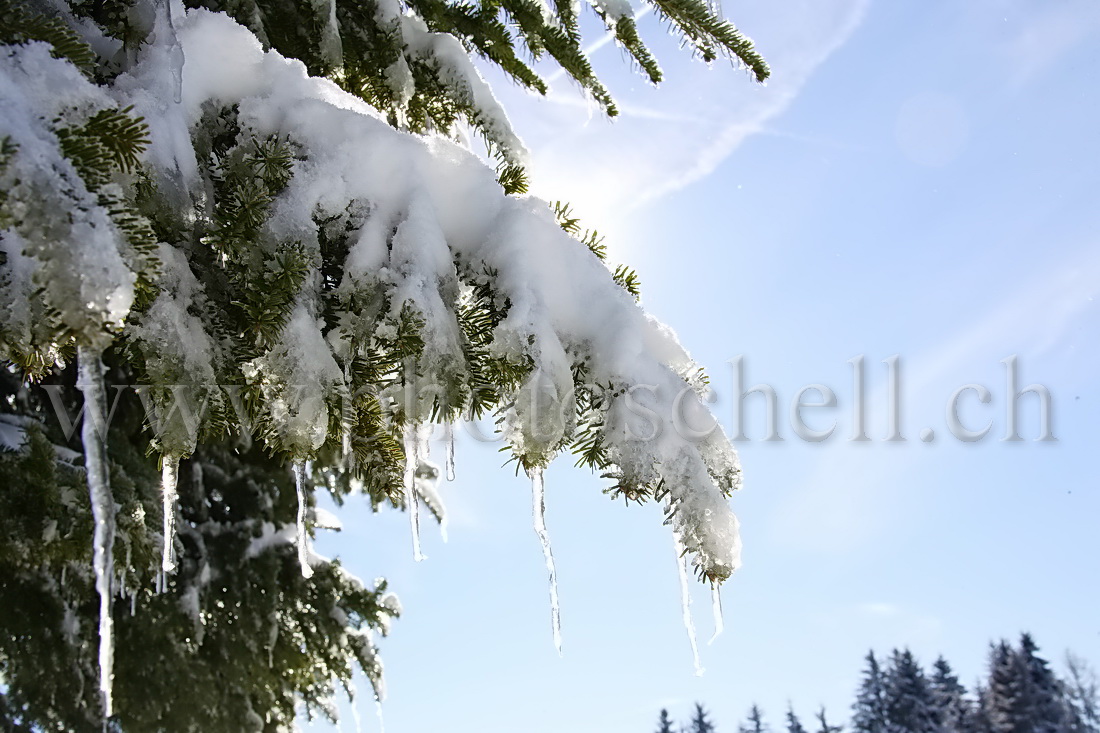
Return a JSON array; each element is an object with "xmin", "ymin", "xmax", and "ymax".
[
  {"xmin": 3, "ymin": 5, "xmax": 747, "ymax": 704},
  {"xmin": 4, "ymin": 4, "xmax": 743, "ymax": 581},
  {"xmin": 0, "ymin": 45, "xmax": 136, "ymax": 349},
  {"xmin": 590, "ymin": 0, "xmax": 634, "ymax": 22}
]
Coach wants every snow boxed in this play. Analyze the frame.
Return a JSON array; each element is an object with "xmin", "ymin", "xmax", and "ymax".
[
  {"xmin": 244, "ymin": 305, "xmax": 343, "ymax": 456},
  {"xmin": 127, "ymin": 243, "xmax": 219, "ymax": 456},
  {"xmin": 247, "ymin": 522, "xmax": 297, "ymax": 558},
  {"xmin": 0, "ymin": 45, "xmax": 136, "ymax": 351},
  {"xmin": 531, "ymin": 466, "xmax": 562, "ymax": 655},
  {"xmin": 30, "ymin": 0, "xmax": 743, "ymax": 584},
  {"xmin": 0, "ymin": 414, "xmax": 28, "ymax": 452},
  {"xmin": 590, "ymin": 0, "xmax": 634, "ymax": 22},
  {"xmin": 372, "ymin": 0, "xmax": 529, "ymax": 165},
  {"xmin": 76, "ymin": 346, "xmax": 117, "ymax": 717}
]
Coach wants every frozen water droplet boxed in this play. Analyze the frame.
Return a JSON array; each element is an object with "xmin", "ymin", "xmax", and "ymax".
[
  {"xmin": 294, "ymin": 461, "xmax": 315, "ymax": 579},
  {"xmin": 77, "ymin": 345, "xmax": 116, "ymax": 718},
  {"xmin": 444, "ymin": 422, "xmax": 455, "ymax": 481},
  {"xmin": 161, "ymin": 455, "xmax": 179, "ymax": 574},
  {"xmin": 673, "ymin": 532, "xmax": 704, "ymax": 676},
  {"xmin": 531, "ymin": 467, "xmax": 562, "ymax": 655},
  {"xmin": 403, "ymin": 426, "xmax": 425, "ymax": 562},
  {"xmin": 708, "ymin": 581, "xmax": 723, "ymax": 645}
]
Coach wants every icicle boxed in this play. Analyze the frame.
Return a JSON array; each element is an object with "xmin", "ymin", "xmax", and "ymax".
[
  {"xmin": 708, "ymin": 581, "xmax": 723, "ymax": 645},
  {"xmin": 531, "ymin": 466, "xmax": 562, "ymax": 655},
  {"xmin": 416, "ymin": 424, "xmax": 431, "ymax": 459},
  {"xmin": 341, "ymin": 362, "xmax": 353, "ymax": 468},
  {"xmin": 267, "ymin": 622, "xmax": 277, "ymax": 669},
  {"xmin": 673, "ymin": 532, "xmax": 704, "ymax": 676},
  {"xmin": 76, "ymin": 345, "xmax": 116, "ymax": 719},
  {"xmin": 161, "ymin": 455, "xmax": 179, "ymax": 573},
  {"xmin": 61, "ymin": 564, "xmax": 66, "ymax": 586},
  {"xmin": 294, "ymin": 461, "xmax": 315, "ymax": 579},
  {"xmin": 155, "ymin": 0, "xmax": 185, "ymax": 105},
  {"xmin": 443, "ymin": 422, "xmax": 455, "ymax": 481},
  {"xmin": 375, "ymin": 698, "xmax": 386, "ymax": 733},
  {"xmin": 130, "ymin": 590, "xmax": 137, "ymax": 617},
  {"xmin": 347, "ymin": 681, "xmax": 363, "ymax": 733},
  {"xmin": 402, "ymin": 425, "xmax": 425, "ymax": 562}
]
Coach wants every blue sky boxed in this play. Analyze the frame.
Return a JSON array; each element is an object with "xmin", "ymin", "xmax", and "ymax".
[{"xmin": 307, "ymin": 1, "xmax": 1100, "ymax": 730}]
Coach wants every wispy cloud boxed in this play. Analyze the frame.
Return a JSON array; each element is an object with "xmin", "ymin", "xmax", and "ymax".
[
  {"xmin": 769, "ymin": 245, "xmax": 1100, "ymax": 552},
  {"xmin": 500, "ymin": 0, "xmax": 870, "ymax": 238},
  {"xmin": 999, "ymin": 2, "xmax": 1100, "ymax": 89}
]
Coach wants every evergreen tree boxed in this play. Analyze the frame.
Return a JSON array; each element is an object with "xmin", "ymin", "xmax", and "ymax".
[
  {"xmin": 657, "ymin": 708, "xmax": 676, "ymax": 733},
  {"xmin": 785, "ymin": 705, "xmax": 808, "ymax": 733},
  {"xmin": 739, "ymin": 704, "xmax": 768, "ymax": 733},
  {"xmin": 930, "ymin": 656, "xmax": 974, "ymax": 732},
  {"xmin": 853, "ymin": 651, "xmax": 890, "ymax": 733},
  {"xmin": 984, "ymin": 640, "xmax": 1026, "ymax": 733},
  {"xmin": 1063, "ymin": 653, "xmax": 1100, "ymax": 733},
  {"xmin": 883, "ymin": 648, "xmax": 938, "ymax": 733},
  {"xmin": 690, "ymin": 703, "xmax": 718, "ymax": 733},
  {"xmin": 0, "ymin": 0, "xmax": 765, "ymax": 727},
  {"xmin": 815, "ymin": 707, "xmax": 844, "ymax": 733},
  {"xmin": 972, "ymin": 686, "xmax": 995, "ymax": 733},
  {"xmin": 1017, "ymin": 633, "xmax": 1070, "ymax": 733},
  {"xmin": 982, "ymin": 636, "xmax": 1069, "ymax": 733}
]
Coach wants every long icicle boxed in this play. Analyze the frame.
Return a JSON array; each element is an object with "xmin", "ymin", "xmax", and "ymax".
[
  {"xmin": 419, "ymin": 426, "xmax": 448, "ymax": 543},
  {"xmin": 443, "ymin": 422, "xmax": 455, "ymax": 481},
  {"xmin": 673, "ymin": 532, "xmax": 704, "ymax": 676},
  {"xmin": 708, "ymin": 581, "xmax": 724, "ymax": 645},
  {"xmin": 161, "ymin": 455, "xmax": 179, "ymax": 574},
  {"xmin": 77, "ymin": 345, "xmax": 116, "ymax": 719},
  {"xmin": 403, "ymin": 425, "xmax": 425, "ymax": 562},
  {"xmin": 531, "ymin": 466, "xmax": 562, "ymax": 655},
  {"xmin": 294, "ymin": 461, "xmax": 314, "ymax": 579}
]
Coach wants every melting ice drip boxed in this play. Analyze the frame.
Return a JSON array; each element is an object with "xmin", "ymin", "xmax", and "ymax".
[
  {"xmin": 403, "ymin": 425, "xmax": 425, "ymax": 562},
  {"xmin": 294, "ymin": 461, "xmax": 315, "ymax": 579},
  {"xmin": 77, "ymin": 346, "xmax": 116, "ymax": 719},
  {"xmin": 531, "ymin": 466, "xmax": 562, "ymax": 655},
  {"xmin": 673, "ymin": 532, "xmax": 704, "ymax": 676},
  {"xmin": 709, "ymin": 582, "xmax": 724, "ymax": 645},
  {"xmin": 161, "ymin": 456, "xmax": 179, "ymax": 574},
  {"xmin": 443, "ymin": 422, "xmax": 455, "ymax": 482}
]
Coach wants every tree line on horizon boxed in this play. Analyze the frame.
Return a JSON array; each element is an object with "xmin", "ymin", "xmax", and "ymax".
[{"xmin": 656, "ymin": 633, "xmax": 1099, "ymax": 733}]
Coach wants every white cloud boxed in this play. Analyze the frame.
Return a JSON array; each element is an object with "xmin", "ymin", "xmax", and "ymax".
[{"xmin": 858, "ymin": 602, "xmax": 901, "ymax": 618}]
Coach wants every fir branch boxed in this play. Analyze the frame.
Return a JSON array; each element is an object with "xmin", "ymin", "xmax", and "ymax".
[{"xmin": 0, "ymin": 0, "xmax": 97, "ymax": 76}]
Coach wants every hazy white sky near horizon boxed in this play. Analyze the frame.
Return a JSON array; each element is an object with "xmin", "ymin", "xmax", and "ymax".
[{"xmin": 306, "ymin": 1, "xmax": 1100, "ymax": 731}]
